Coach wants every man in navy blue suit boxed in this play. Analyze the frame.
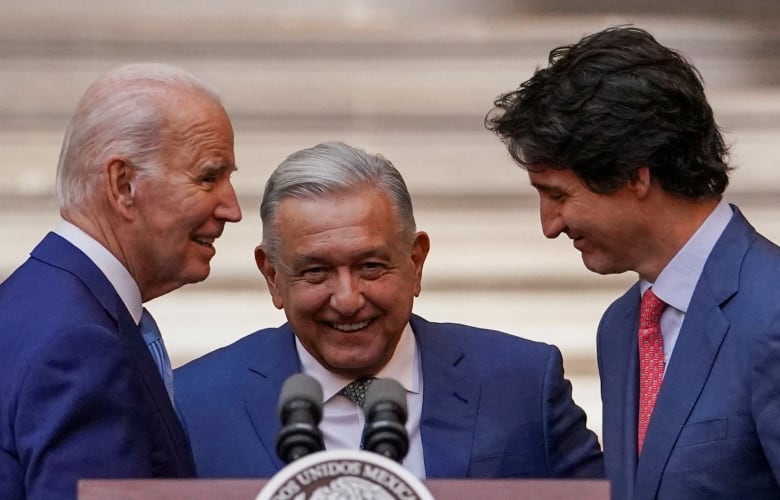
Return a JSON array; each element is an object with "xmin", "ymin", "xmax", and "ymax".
[
  {"xmin": 487, "ymin": 26, "xmax": 780, "ymax": 499},
  {"xmin": 175, "ymin": 141, "xmax": 603, "ymax": 480},
  {"xmin": 0, "ymin": 63, "xmax": 242, "ymax": 499}
]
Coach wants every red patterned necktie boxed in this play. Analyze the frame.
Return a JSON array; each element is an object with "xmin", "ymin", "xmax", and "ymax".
[{"xmin": 637, "ymin": 288, "xmax": 667, "ymax": 455}]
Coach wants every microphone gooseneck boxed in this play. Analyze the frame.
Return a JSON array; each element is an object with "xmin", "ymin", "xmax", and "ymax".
[
  {"xmin": 276, "ymin": 373, "xmax": 325, "ymax": 464},
  {"xmin": 361, "ymin": 378, "xmax": 409, "ymax": 463}
]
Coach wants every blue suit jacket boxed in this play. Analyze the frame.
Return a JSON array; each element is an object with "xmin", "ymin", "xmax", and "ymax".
[
  {"xmin": 598, "ymin": 207, "xmax": 780, "ymax": 499},
  {"xmin": 0, "ymin": 233, "xmax": 195, "ymax": 500},
  {"xmin": 175, "ymin": 314, "xmax": 603, "ymax": 479}
]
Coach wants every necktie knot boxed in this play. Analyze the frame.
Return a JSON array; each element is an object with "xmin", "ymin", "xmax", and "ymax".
[
  {"xmin": 339, "ymin": 378, "xmax": 375, "ymax": 408},
  {"xmin": 639, "ymin": 288, "xmax": 666, "ymax": 331},
  {"xmin": 140, "ymin": 309, "xmax": 162, "ymax": 344}
]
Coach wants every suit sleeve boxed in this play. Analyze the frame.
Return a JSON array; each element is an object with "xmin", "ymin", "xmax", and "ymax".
[
  {"xmin": 752, "ymin": 312, "xmax": 780, "ymax": 486},
  {"xmin": 14, "ymin": 325, "xmax": 165, "ymax": 500},
  {"xmin": 541, "ymin": 345, "xmax": 605, "ymax": 478}
]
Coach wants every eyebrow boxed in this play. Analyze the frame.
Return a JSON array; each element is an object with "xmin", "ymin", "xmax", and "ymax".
[
  {"xmin": 530, "ymin": 181, "xmax": 562, "ymax": 193},
  {"xmin": 289, "ymin": 247, "xmax": 392, "ymax": 268},
  {"xmin": 203, "ymin": 163, "xmax": 238, "ymax": 174}
]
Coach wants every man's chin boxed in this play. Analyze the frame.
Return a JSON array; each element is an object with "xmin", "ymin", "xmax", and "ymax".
[
  {"xmin": 581, "ymin": 255, "xmax": 614, "ymax": 275},
  {"xmin": 183, "ymin": 265, "xmax": 211, "ymax": 285},
  {"xmin": 582, "ymin": 256, "xmax": 630, "ymax": 276}
]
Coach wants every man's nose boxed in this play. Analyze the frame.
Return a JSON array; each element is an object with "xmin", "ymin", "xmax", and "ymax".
[
  {"xmin": 540, "ymin": 199, "xmax": 565, "ymax": 239},
  {"xmin": 329, "ymin": 270, "xmax": 365, "ymax": 316},
  {"xmin": 216, "ymin": 179, "xmax": 242, "ymax": 223}
]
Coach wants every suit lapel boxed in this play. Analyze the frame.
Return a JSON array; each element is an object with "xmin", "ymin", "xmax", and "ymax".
[
  {"xmin": 242, "ymin": 326, "xmax": 301, "ymax": 472},
  {"xmin": 412, "ymin": 315, "xmax": 480, "ymax": 478},
  {"xmin": 634, "ymin": 208, "xmax": 752, "ymax": 499},
  {"xmin": 604, "ymin": 287, "xmax": 642, "ymax": 498},
  {"xmin": 31, "ymin": 232, "xmax": 195, "ymax": 470},
  {"xmin": 123, "ymin": 310, "xmax": 196, "ymax": 467},
  {"xmin": 635, "ymin": 286, "xmax": 730, "ymax": 498}
]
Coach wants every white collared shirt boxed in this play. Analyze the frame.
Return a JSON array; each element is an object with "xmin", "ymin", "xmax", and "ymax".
[
  {"xmin": 54, "ymin": 219, "xmax": 143, "ymax": 325},
  {"xmin": 640, "ymin": 201, "xmax": 733, "ymax": 369},
  {"xmin": 296, "ymin": 322, "xmax": 426, "ymax": 478}
]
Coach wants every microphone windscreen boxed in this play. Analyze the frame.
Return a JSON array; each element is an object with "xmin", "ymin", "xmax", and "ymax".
[
  {"xmin": 277, "ymin": 373, "xmax": 323, "ymax": 419},
  {"xmin": 364, "ymin": 378, "xmax": 407, "ymax": 420}
]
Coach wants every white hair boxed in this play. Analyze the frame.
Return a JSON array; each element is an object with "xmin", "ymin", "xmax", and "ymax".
[
  {"xmin": 260, "ymin": 141, "xmax": 417, "ymax": 263},
  {"xmin": 55, "ymin": 63, "xmax": 222, "ymax": 209}
]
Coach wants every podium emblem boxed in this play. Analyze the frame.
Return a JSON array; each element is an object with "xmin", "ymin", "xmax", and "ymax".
[{"xmin": 256, "ymin": 449, "xmax": 434, "ymax": 500}]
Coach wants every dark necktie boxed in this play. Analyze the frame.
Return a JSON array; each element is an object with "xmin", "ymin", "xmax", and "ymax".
[
  {"xmin": 339, "ymin": 378, "xmax": 375, "ymax": 408},
  {"xmin": 139, "ymin": 308, "xmax": 174, "ymax": 403},
  {"xmin": 637, "ymin": 288, "xmax": 667, "ymax": 455}
]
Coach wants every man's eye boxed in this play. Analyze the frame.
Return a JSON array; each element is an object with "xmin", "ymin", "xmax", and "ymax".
[
  {"xmin": 361, "ymin": 262, "xmax": 386, "ymax": 277},
  {"xmin": 301, "ymin": 268, "xmax": 327, "ymax": 282},
  {"xmin": 201, "ymin": 175, "xmax": 218, "ymax": 184},
  {"xmin": 546, "ymin": 191, "xmax": 566, "ymax": 201}
]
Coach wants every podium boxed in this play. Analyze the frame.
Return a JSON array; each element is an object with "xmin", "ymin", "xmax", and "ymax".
[
  {"xmin": 79, "ymin": 478, "xmax": 609, "ymax": 499},
  {"xmin": 78, "ymin": 446, "xmax": 608, "ymax": 499}
]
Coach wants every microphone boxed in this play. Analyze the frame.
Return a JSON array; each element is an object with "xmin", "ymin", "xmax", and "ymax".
[
  {"xmin": 276, "ymin": 373, "xmax": 325, "ymax": 464},
  {"xmin": 361, "ymin": 378, "xmax": 409, "ymax": 463}
]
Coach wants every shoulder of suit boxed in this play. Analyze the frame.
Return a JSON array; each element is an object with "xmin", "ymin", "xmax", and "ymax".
[
  {"xmin": 176, "ymin": 324, "xmax": 291, "ymax": 373},
  {"xmin": 413, "ymin": 314, "xmax": 552, "ymax": 352}
]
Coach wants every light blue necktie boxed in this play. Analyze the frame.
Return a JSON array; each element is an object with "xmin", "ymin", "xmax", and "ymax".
[{"xmin": 139, "ymin": 308, "xmax": 175, "ymax": 403}]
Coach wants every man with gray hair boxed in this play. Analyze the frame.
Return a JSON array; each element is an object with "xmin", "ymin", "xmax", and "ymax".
[
  {"xmin": 175, "ymin": 141, "xmax": 603, "ymax": 480},
  {"xmin": 0, "ymin": 63, "xmax": 242, "ymax": 499}
]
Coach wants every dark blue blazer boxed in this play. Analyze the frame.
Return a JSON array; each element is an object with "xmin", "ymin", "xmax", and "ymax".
[
  {"xmin": 175, "ymin": 314, "xmax": 604, "ymax": 479},
  {"xmin": 598, "ymin": 207, "xmax": 780, "ymax": 499},
  {"xmin": 0, "ymin": 233, "xmax": 195, "ymax": 500}
]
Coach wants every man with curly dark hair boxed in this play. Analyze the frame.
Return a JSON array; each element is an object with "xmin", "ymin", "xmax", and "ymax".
[{"xmin": 487, "ymin": 26, "xmax": 780, "ymax": 500}]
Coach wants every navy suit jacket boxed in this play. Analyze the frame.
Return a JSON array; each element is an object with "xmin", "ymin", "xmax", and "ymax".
[
  {"xmin": 0, "ymin": 233, "xmax": 195, "ymax": 500},
  {"xmin": 598, "ymin": 207, "xmax": 780, "ymax": 499},
  {"xmin": 175, "ymin": 314, "xmax": 603, "ymax": 479}
]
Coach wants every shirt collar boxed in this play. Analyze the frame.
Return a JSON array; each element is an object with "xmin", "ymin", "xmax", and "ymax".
[
  {"xmin": 296, "ymin": 321, "xmax": 420, "ymax": 402},
  {"xmin": 640, "ymin": 200, "xmax": 733, "ymax": 312},
  {"xmin": 54, "ymin": 219, "xmax": 143, "ymax": 324}
]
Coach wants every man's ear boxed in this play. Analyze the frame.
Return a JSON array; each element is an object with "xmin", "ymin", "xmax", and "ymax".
[
  {"xmin": 255, "ymin": 245, "xmax": 284, "ymax": 309},
  {"xmin": 107, "ymin": 158, "xmax": 136, "ymax": 216},
  {"xmin": 630, "ymin": 166, "xmax": 652, "ymax": 199},
  {"xmin": 410, "ymin": 231, "xmax": 430, "ymax": 297}
]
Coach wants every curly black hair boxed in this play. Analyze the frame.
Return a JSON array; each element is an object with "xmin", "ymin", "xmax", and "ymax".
[{"xmin": 485, "ymin": 26, "xmax": 731, "ymax": 198}]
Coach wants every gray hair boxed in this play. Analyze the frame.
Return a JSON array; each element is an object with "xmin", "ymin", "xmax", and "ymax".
[
  {"xmin": 55, "ymin": 63, "xmax": 222, "ymax": 209},
  {"xmin": 261, "ymin": 141, "xmax": 416, "ymax": 261}
]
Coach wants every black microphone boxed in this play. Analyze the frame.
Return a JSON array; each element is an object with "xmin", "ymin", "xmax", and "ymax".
[
  {"xmin": 276, "ymin": 373, "xmax": 325, "ymax": 464},
  {"xmin": 361, "ymin": 378, "xmax": 409, "ymax": 463}
]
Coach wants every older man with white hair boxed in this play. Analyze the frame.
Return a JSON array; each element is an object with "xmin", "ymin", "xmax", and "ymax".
[{"xmin": 0, "ymin": 63, "xmax": 242, "ymax": 500}]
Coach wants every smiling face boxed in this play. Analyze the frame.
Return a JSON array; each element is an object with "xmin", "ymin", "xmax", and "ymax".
[
  {"xmin": 255, "ymin": 187, "xmax": 429, "ymax": 378},
  {"xmin": 130, "ymin": 90, "xmax": 242, "ymax": 299},
  {"xmin": 528, "ymin": 166, "xmax": 649, "ymax": 276}
]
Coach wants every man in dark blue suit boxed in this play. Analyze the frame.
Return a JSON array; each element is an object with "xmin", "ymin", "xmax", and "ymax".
[
  {"xmin": 175, "ymin": 141, "xmax": 603, "ymax": 479},
  {"xmin": 487, "ymin": 26, "xmax": 780, "ymax": 499},
  {"xmin": 0, "ymin": 63, "xmax": 242, "ymax": 499}
]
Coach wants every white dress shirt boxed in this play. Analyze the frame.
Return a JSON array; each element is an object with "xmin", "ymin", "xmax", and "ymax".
[
  {"xmin": 640, "ymin": 200, "xmax": 733, "ymax": 369},
  {"xmin": 54, "ymin": 219, "xmax": 144, "ymax": 325},
  {"xmin": 297, "ymin": 322, "xmax": 426, "ymax": 478}
]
